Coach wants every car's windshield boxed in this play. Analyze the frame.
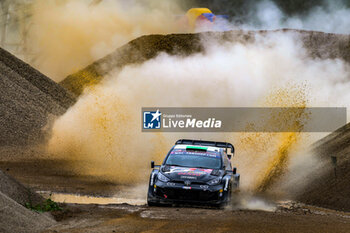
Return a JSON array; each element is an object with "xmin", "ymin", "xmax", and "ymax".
[{"xmin": 165, "ymin": 149, "xmax": 221, "ymax": 169}]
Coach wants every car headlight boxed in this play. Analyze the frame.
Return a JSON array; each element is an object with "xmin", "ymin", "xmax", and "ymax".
[
  {"xmin": 157, "ymin": 173, "xmax": 170, "ymax": 182},
  {"xmin": 207, "ymin": 177, "xmax": 221, "ymax": 185}
]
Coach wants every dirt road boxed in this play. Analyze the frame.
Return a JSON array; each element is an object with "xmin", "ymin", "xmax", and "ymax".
[
  {"xmin": 44, "ymin": 203, "xmax": 350, "ymax": 233},
  {"xmin": 1, "ymin": 155, "xmax": 349, "ymax": 233}
]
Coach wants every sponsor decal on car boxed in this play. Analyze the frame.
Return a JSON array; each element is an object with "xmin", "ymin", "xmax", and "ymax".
[
  {"xmin": 164, "ymin": 167, "xmax": 213, "ymax": 177},
  {"xmin": 171, "ymin": 149, "xmax": 220, "ymax": 158},
  {"xmin": 150, "ymin": 172, "xmax": 155, "ymax": 186},
  {"xmin": 224, "ymin": 178, "xmax": 229, "ymax": 191}
]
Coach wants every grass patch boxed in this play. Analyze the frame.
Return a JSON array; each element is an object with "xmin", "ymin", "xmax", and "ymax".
[{"xmin": 25, "ymin": 196, "xmax": 62, "ymax": 212}]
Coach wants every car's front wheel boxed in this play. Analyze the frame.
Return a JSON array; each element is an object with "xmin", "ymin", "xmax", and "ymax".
[
  {"xmin": 147, "ymin": 199, "xmax": 157, "ymax": 206},
  {"xmin": 147, "ymin": 183, "xmax": 161, "ymax": 206}
]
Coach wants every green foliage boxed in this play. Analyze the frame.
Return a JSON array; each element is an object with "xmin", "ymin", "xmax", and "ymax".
[{"xmin": 25, "ymin": 197, "xmax": 62, "ymax": 212}]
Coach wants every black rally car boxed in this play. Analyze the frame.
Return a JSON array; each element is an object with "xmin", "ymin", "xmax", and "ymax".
[{"xmin": 147, "ymin": 139, "xmax": 240, "ymax": 206}]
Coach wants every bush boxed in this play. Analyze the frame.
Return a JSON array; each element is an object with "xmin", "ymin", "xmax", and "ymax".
[{"xmin": 25, "ymin": 196, "xmax": 62, "ymax": 212}]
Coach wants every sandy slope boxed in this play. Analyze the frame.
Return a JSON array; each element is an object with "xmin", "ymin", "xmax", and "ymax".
[
  {"xmin": 60, "ymin": 29, "xmax": 350, "ymax": 96},
  {"xmin": 0, "ymin": 48, "xmax": 75, "ymax": 146}
]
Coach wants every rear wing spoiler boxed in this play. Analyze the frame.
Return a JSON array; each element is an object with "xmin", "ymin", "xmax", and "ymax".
[{"xmin": 175, "ymin": 139, "xmax": 235, "ymax": 156}]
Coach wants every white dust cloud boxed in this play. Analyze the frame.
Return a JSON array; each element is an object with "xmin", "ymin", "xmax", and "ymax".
[
  {"xmin": 48, "ymin": 32, "xmax": 350, "ymax": 193},
  {"xmin": 27, "ymin": 0, "xmax": 185, "ymax": 81},
  {"xmin": 273, "ymin": 148, "xmax": 331, "ymax": 198},
  {"xmin": 230, "ymin": 0, "xmax": 350, "ymax": 34},
  {"xmin": 3, "ymin": 0, "xmax": 350, "ymax": 83},
  {"xmin": 237, "ymin": 196, "xmax": 277, "ymax": 212}
]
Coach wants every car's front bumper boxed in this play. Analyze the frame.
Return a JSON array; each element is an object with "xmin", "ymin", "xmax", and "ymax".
[{"xmin": 148, "ymin": 181, "xmax": 229, "ymax": 205}]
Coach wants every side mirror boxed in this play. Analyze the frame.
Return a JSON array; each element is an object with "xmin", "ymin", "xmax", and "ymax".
[
  {"xmin": 151, "ymin": 161, "xmax": 155, "ymax": 169},
  {"xmin": 233, "ymin": 167, "xmax": 237, "ymax": 174}
]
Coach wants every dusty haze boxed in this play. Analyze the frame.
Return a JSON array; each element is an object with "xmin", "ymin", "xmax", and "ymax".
[
  {"xmin": 27, "ymin": 0, "xmax": 186, "ymax": 81},
  {"xmin": 7, "ymin": 0, "xmax": 350, "ymax": 81},
  {"xmin": 48, "ymin": 33, "xmax": 350, "ymax": 196}
]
